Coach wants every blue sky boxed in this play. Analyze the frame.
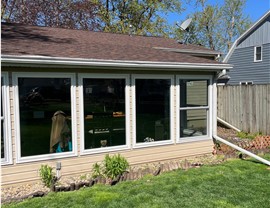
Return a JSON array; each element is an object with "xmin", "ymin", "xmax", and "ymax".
[{"xmin": 167, "ymin": 0, "xmax": 270, "ymax": 25}]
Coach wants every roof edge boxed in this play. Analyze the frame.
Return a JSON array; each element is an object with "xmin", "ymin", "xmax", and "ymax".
[
  {"xmin": 1, "ymin": 55, "xmax": 233, "ymax": 71},
  {"xmin": 223, "ymin": 10, "xmax": 270, "ymax": 63}
]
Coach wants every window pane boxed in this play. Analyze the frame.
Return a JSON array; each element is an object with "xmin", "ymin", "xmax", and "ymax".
[
  {"xmin": 180, "ymin": 109, "xmax": 207, "ymax": 137},
  {"xmin": 83, "ymin": 78, "xmax": 126, "ymax": 149},
  {"xmin": 256, "ymin": 47, "xmax": 262, "ymax": 60},
  {"xmin": 180, "ymin": 80, "xmax": 208, "ymax": 107},
  {"xmin": 136, "ymin": 79, "xmax": 170, "ymax": 143},
  {"xmin": 1, "ymin": 77, "xmax": 5, "ymax": 159},
  {"xmin": 18, "ymin": 78, "xmax": 72, "ymax": 157}
]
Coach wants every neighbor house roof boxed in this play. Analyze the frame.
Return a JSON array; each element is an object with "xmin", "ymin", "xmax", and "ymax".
[
  {"xmin": 223, "ymin": 10, "xmax": 270, "ymax": 63},
  {"xmin": 1, "ymin": 22, "xmax": 232, "ymax": 71}
]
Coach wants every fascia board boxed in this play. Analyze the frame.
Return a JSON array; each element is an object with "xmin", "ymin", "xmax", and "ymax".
[{"xmin": 1, "ymin": 55, "xmax": 233, "ymax": 71}]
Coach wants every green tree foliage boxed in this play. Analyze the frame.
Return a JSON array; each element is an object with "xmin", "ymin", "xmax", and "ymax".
[
  {"xmin": 175, "ymin": 0, "xmax": 252, "ymax": 54},
  {"xmin": 1, "ymin": 0, "xmax": 182, "ymax": 36},
  {"xmin": 95, "ymin": 0, "xmax": 182, "ymax": 36},
  {"xmin": 1, "ymin": 0, "xmax": 101, "ymax": 30}
]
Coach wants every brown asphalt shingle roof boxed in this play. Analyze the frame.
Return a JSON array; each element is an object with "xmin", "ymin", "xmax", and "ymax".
[{"xmin": 2, "ymin": 22, "xmax": 221, "ymax": 64}]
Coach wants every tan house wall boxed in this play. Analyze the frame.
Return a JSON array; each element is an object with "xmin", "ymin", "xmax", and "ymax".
[
  {"xmin": 1, "ymin": 69, "xmax": 214, "ymax": 187},
  {"xmin": 2, "ymin": 140, "xmax": 213, "ymax": 186}
]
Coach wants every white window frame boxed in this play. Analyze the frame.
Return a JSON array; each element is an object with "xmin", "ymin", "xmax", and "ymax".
[
  {"xmin": 176, "ymin": 75, "xmax": 213, "ymax": 143},
  {"xmin": 131, "ymin": 74, "xmax": 174, "ymax": 148},
  {"xmin": 13, "ymin": 72, "xmax": 77, "ymax": 163},
  {"xmin": 1, "ymin": 72, "xmax": 13, "ymax": 165},
  {"xmin": 254, "ymin": 46, "xmax": 262, "ymax": 62},
  {"xmin": 78, "ymin": 73, "xmax": 131, "ymax": 155}
]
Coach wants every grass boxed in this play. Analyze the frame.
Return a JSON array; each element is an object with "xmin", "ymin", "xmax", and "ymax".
[{"xmin": 3, "ymin": 155, "xmax": 270, "ymax": 208}]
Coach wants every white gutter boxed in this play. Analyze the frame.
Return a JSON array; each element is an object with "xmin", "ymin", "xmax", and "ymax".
[
  {"xmin": 213, "ymin": 135, "xmax": 270, "ymax": 166},
  {"xmin": 1, "ymin": 55, "xmax": 233, "ymax": 71},
  {"xmin": 212, "ymin": 81, "xmax": 270, "ymax": 166},
  {"xmin": 217, "ymin": 117, "xmax": 241, "ymax": 132}
]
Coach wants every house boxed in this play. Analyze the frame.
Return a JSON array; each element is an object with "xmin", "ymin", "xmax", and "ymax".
[
  {"xmin": 224, "ymin": 10, "xmax": 270, "ymax": 85},
  {"xmin": 1, "ymin": 22, "xmax": 232, "ymax": 187}
]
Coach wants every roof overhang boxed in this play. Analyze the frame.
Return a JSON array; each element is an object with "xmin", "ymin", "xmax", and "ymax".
[
  {"xmin": 1, "ymin": 55, "xmax": 232, "ymax": 72},
  {"xmin": 153, "ymin": 47, "xmax": 222, "ymax": 58}
]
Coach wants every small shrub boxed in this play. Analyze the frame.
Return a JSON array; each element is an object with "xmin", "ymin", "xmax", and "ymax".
[
  {"xmin": 39, "ymin": 164, "xmax": 55, "ymax": 188},
  {"xmin": 91, "ymin": 162, "xmax": 105, "ymax": 179},
  {"xmin": 103, "ymin": 154, "xmax": 129, "ymax": 179},
  {"xmin": 91, "ymin": 154, "xmax": 129, "ymax": 180}
]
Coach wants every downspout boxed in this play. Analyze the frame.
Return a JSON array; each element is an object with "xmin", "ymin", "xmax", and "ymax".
[{"xmin": 212, "ymin": 71, "xmax": 270, "ymax": 166}]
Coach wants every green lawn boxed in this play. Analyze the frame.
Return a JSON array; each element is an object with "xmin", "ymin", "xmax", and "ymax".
[{"xmin": 3, "ymin": 156, "xmax": 270, "ymax": 208}]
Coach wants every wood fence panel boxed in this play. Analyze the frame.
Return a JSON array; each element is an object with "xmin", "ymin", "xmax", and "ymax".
[{"xmin": 217, "ymin": 84, "xmax": 270, "ymax": 135}]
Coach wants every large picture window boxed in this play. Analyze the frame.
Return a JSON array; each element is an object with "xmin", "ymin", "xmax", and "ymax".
[
  {"xmin": 132, "ymin": 75, "xmax": 173, "ymax": 147},
  {"xmin": 1, "ymin": 73, "xmax": 12, "ymax": 165},
  {"xmin": 177, "ymin": 76, "xmax": 211, "ymax": 141},
  {"xmin": 14, "ymin": 73, "xmax": 76, "ymax": 162},
  {"xmin": 80, "ymin": 74, "xmax": 129, "ymax": 153}
]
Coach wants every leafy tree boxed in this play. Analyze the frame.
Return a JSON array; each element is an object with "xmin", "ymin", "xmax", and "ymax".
[
  {"xmin": 95, "ymin": 0, "xmax": 183, "ymax": 36},
  {"xmin": 2, "ymin": 0, "xmax": 183, "ymax": 36},
  {"xmin": 174, "ymin": 0, "xmax": 252, "ymax": 54},
  {"xmin": 1, "ymin": 0, "xmax": 101, "ymax": 30}
]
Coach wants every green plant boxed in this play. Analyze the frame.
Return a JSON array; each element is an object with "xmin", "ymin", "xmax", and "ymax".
[
  {"xmin": 91, "ymin": 162, "xmax": 104, "ymax": 179},
  {"xmin": 39, "ymin": 164, "xmax": 55, "ymax": 188},
  {"xmin": 236, "ymin": 131, "xmax": 262, "ymax": 140},
  {"xmin": 103, "ymin": 154, "xmax": 129, "ymax": 179},
  {"xmin": 91, "ymin": 154, "xmax": 129, "ymax": 180}
]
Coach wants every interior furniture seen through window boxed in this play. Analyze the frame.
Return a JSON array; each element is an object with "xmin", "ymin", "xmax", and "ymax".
[
  {"xmin": 17, "ymin": 77, "xmax": 72, "ymax": 157},
  {"xmin": 83, "ymin": 78, "xmax": 126, "ymax": 149},
  {"xmin": 135, "ymin": 78, "xmax": 171, "ymax": 143},
  {"xmin": 179, "ymin": 79, "xmax": 209, "ymax": 138}
]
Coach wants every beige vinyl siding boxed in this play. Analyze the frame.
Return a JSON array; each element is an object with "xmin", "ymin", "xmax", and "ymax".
[{"xmin": 1, "ymin": 140, "xmax": 213, "ymax": 186}]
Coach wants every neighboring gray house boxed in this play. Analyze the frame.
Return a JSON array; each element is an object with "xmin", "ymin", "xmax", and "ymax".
[{"xmin": 224, "ymin": 10, "xmax": 270, "ymax": 85}]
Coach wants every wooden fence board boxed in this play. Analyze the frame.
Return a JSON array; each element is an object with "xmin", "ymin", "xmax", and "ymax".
[{"xmin": 217, "ymin": 84, "xmax": 270, "ymax": 135}]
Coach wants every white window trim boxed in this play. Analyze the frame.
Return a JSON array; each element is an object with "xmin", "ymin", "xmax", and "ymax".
[
  {"xmin": 12, "ymin": 72, "xmax": 77, "ymax": 163},
  {"xmin": 1, "ymin": 72, "xmax": 13, "ymax": 165},
  {"xmin": 78, "ymin": 73, "xmax": 131, "ymax": 155},
  {"xmin": 176, "ymin": 75, "xmax": 213, "ymax": 143},
  {"xmin": 131, "ymin": 74, "xmax": 174, "ymax": 149},
  {"xmin": 254, "ymin": 46, "xmax": 262, "ymax": 62}
]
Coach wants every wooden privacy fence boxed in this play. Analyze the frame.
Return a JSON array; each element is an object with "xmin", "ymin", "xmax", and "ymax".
[{"xmin": 217, "ymin": 84, "xmax": 270, "ymax": 135}]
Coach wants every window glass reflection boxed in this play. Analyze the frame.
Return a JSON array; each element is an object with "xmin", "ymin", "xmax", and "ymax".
[
  {"xmin": 180, "ymin": 80, "xmax": 208, "ymax": 107},
  {"xmin": 83, "ymin": 79, "xmax": 126, "ymax": 149},
  {"xmin": 136, "ymin": 79, "xmax": 170, "ymax": 143},
  {"xmin": 180, "ymin": 109, "xmax": 207, "ymax": 137},
  {"xmin": 18, "ymin": 77, "xmax": 72, "ymax": 157}
]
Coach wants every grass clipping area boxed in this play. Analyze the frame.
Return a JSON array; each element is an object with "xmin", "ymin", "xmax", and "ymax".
[{"xmin": 3, "ymin": 156, "xmax": 270, "ymax": 208}]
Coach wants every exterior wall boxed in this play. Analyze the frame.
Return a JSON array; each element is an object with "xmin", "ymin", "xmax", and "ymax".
[
  {"xmin": 227, "ymin": 43, "xmax": 270, "ymax": 85},
  {"xmin": 237, "ymin": 15, "xmax": 270, "ymax": 48},
  {"xmin": 2, "ymin": 140, "xmax": 213, "ymax": 186},
  {"xmin": 1, "ymin": 69, "xmax": 215, "ymax": 187},
  {"xmin": 227, "ymin": 15, "xmax": 270, "ymax": 85}
]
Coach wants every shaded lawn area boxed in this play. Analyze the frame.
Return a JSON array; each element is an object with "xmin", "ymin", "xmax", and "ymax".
[{"xmin": 3, "ymin": 156, "xmax": 270, "ymax": 208}]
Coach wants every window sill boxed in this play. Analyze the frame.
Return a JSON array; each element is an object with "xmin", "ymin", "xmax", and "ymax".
[
  {"xmin": 177, "ymin": 136, "xmax": 211, "ymax": 144},
  {"xmin": 133, "ymin": 140, "xmax": 174, "ymax": 149},
  {"xmin": 81, "ymin": 145, "xmax": 130, "ymax": 155},
  {"xmin": 16, "ymin": 151, "xmax": 77, "ymax": 164}
]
